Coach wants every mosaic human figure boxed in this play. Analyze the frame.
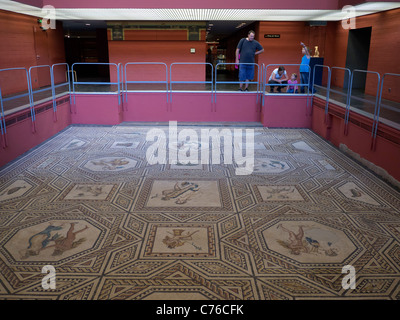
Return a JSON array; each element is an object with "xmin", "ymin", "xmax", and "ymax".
[
  {"xmin": 161, "ymin": 182, "xmax": 200, "ymax": 201},
  {"xmin": 162, "ymin": 229, "xmax": 199, "ymax": 249},
  {"xmin": 277, "ymin": 224, "xmax": 309, "ymax": 255}
]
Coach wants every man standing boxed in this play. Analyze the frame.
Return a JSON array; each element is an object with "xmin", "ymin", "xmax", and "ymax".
[{"xmin": 235, "ymin": 31, "xmax": 264, "ymax": 91}]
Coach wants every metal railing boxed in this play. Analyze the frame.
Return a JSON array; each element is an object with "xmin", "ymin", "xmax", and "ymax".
[
  {"xmin": 124, "ymin": 62, "xmax": 169, "ymax": 103},
  {"xmin": 1, "ymin": 61, "xmax": 399, "ymax": 151},
  {"xmin": 170, "ymin": 62, "xmax": 214, "ymax": 103},
  {"xmin": 0, "ymin": 67, "xmax": 34, "ymax": 138},
  {"xmin": 51, "ymin": 63, "xmax": 72, "ymax": 115},
  {"xmin": 311, "ymin": 64, "xmax": 331, "ymax": 122},
  {"xmin": 375, "ymin": 73, "xmax": 400, "ymax": 145},
  {"xmin": 351, "ymin": 70, "xmax": 381, "ymax": 149},
  {"xmin": 215, "ymin": 62, "xmax": 261, "ymax": 104},
  {"xmin": 327, "ymin": 67, "xmax": 352, "ymax": 134},
  {"xmin": 29, "ymin": 65, "xmax": 53, "ymax": 107},
  {"xmin": 71, "ymin": 62, "xmax": 122, "ymax": 105},
  {"xmin": 262, "ymin": 64, "xmax": 312, "ymax": 107},
  {"xmin": 0, "ymin": 86, "xmax": 6, "ymax": 148}
]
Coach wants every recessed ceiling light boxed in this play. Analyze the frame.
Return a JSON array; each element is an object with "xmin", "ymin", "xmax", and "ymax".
[{"xmin": 235, "ymin": 22, "xmax": 246, "ymax": 28}]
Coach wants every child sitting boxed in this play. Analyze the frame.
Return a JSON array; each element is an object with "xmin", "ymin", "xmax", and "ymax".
[{"xmin": 287, "ymin": 73, "xmax": 298, "ymax": 93}]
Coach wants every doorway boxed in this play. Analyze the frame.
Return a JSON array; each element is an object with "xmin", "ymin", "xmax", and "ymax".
[
  {"xmin": 344, "ymin": 27, "xmax": 372, "ymax": 91},
  {"xmin": 64, "ymin": 26, "xmax": 110, "ymax": 82}
]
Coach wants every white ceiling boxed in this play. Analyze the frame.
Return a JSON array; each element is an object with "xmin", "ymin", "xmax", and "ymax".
[
  {"xmin": 2, "ymin": 1, "xmax": 400, "ymax": 21},
  {"xmin": 2, "ymin": 1, "xmax": 400, "ymax": 41}
]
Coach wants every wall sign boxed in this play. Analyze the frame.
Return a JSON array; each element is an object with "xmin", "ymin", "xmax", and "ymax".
[{"xmin": 264, "ymin": 34, "xmax": 280, "ymax": 38}]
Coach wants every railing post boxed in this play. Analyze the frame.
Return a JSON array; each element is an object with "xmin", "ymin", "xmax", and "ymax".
[
  {"xmin": 349, "ymin": 70, "xmax": 381, "ymax": 151},
  {"xmin": 312, "ymin": 64, "xmax": 331, "ymax": 124},
  {"xmin": 328, "ymin": 67, "xmax": 352, "ymax": 136},
  {"xmin": 27, "ymin": 67, "xmax": 37, "ymax": 133},
  {"xmin": 372, "ymin": 72, "xmax": 398, "ymax": 151},
  {"xmin": 0, "ymin": 87, "xmax": 7, "ymax": 148}
]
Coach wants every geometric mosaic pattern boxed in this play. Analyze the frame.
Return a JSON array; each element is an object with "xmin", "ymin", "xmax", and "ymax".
[{"xmin": 1, "ymin": 124, "xmax": 400, "ymax": 300}]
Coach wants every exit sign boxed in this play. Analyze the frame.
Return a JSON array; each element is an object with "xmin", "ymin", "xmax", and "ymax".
[{"xmin": 264, "ymin": 34, "xmax": 280, "ymax": 38}]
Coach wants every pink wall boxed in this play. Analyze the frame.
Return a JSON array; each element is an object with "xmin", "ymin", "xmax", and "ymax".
[
  {"xmin": 122, "ymin": 92, "xmax": 261, "ymax": 122},
  {"xmin": 0, "ymin": 100, "xmax": 71, "ymax": 168},
  {"xmin": 2, "ymin": 90, "xmax": 400, "ymax": 186},
  {"xmin": 312, "ymin": 96, "xmax": 400, "ymax": 182},
  {"xmin": 70, "ymin": 94, "xmax": 123, "ymax": 125},
  {"xmin": 262, "ymin": 95, "xmax": 312, "ymax": 128}
]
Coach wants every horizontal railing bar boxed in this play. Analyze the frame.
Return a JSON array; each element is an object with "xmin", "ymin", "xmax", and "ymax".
[
  {"xmin": 328, "ymin": 88, "xmax": 349, "ymax": 96},
  {"xmin": 216, "ymin": 81, "xmax": 259, "ymax": 84},
  {"xmin": 74, "ymin": 82, "xmax": 119, "ymax": 85},
  {"xmin": 31, "ymin": 87, "xmax": 53, "ymax": 94},
  {"xmin": 53, "ymin": 82, "xmax": 69, "ymax": 88},
  {"xmin": 126, "ymin": 81, "xmax": 168, "ymax": 84},
  {"xmin": 379, "ymin": 103, "xmax": 400, "ymax": 113},
  {"xmin": 170, "ymin": 81, "xmax": 213, "ymax": 84},
  {"xmin": 2, "ymin": 92, "xmax": 31, "ymax": 101},
  {"xmin": 350, "ymin": 95, "xmax": 378, "ymax": 105},
  {"xmin": 72, "ymin": 92, "xmax": 121, "ymax": 95}
]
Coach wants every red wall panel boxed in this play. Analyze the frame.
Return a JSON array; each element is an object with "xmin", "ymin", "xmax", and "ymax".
[
  {"xmin": 124, "ymin": 29, "xmax": 188, "ymax": 41},
  {"xmin": 0, "ymin": 10, "xmax": 65, "ymax": 96},
  {"xmin": 256, "ymin": 22, "xmax": 311, "ymax": 84},
  {"xmin": 108, "ymin": 40, "xmax": 206, "ymax": 83},
  {"xmin": 323, "ymin": 8, "xmax": 400, "ymax": 102}
]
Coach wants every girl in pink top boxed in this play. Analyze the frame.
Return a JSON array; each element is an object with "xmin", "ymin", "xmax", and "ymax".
[{"xmin": 287, "ymin": 73, "xmax": 298, "ymax": 93}]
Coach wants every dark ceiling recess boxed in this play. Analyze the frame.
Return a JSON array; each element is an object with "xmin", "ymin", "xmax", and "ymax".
[{"xmin": 62, "ymin": 20, "xmax": 253, "ymax": 42}]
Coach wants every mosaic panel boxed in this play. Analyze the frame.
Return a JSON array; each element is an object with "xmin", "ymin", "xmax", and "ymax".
[{"xmin": 0, "ymin": 125, "xmax": 400, "ymax": 300}]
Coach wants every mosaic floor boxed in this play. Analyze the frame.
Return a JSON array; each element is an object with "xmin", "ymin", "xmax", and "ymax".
[{"xmin": 1, "ymin": 124, "xmax": 400, "ymax": 300}]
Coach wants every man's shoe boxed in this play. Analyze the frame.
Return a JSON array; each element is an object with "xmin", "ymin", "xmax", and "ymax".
[
  {"xmin": 244, "ymin": 88, "xmax": 249, "ymax": 92},
  {"xmin": 238, "ymin": 88, "xmax": 243, "ymax": 91}
]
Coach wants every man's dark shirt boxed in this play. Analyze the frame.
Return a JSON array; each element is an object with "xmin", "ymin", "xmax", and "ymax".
[{"xmin": 237, "ymin": 38, "xmax": 263, "ymax": 64}]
